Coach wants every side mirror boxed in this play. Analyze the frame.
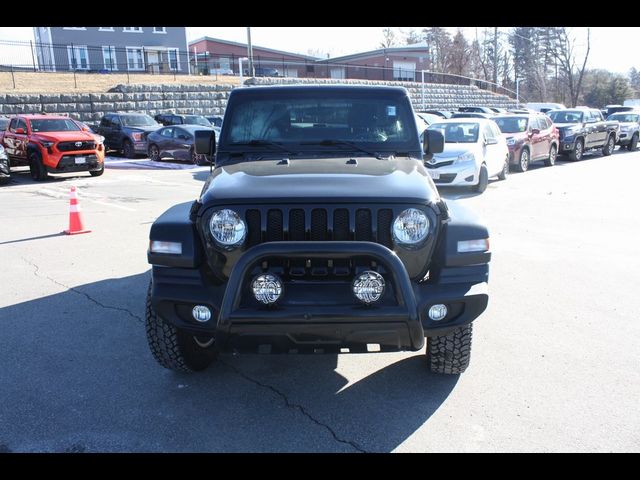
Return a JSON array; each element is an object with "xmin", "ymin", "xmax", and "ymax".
[
  {"xmin": 81, "ymin": 126, "xmax": 91, "ymax": 132},
  {"xmin": 195, "ymin": 130, "xmax": 216, "ymax": 157},
  {"xmin": 484, "ymin": 137, "xmax": 498, "ymax": 145},
  {"xmin": 423, "ymin": 129, "xmax": 444, "ymax": 157},
  {"xmin": 531, "ymin": 128, "xmax": 540, "ymax": 135},
  {"xmin": 15, "ymin": 127, "xmax": 25, "ymax": 134}
]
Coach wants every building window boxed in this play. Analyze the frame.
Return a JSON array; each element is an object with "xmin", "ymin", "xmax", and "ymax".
[
  {"xmin": 63, "ymin": 27, "xmax": 86, "ymax": 30},
  {"xmin": 67, "ymin": 45, "xmax": 89, "ymax": 70},
  {"xmin": 126, "ymin": 47, "xmax": 145, "ymax": 71},
  {"xmin": 99, "ymin": 27, "xmax": 114, "ymax": 31},
  {"xmin": 123, "ymin": 27, "xmax": 143, "ymax": 33},
  {"xmin": 153, "ymin": 27, "xmax": 166, "ymax": 34},
  {"xmin": 168, "ymin": 48, "xmax": 180, "ymax": 71},
  {"xmin": 102, "ymin": 46, "xmax": 117, "ymax": 71}
]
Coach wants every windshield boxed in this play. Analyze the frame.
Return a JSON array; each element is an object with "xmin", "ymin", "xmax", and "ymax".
[
  {"xmin": 428, "ymin": 122, "xmax": 480, "ymax": 143},
  {"xmin": 184, "ymin": 115, "xmax": 211, "ymax": 127},
  {"xmin": 222, "ymin": 94, "xmax": 418, "ymax": 152},
  {"xmin": 549, "ymin": 111, "xmax": 584, "ymax": 123},
  {"xmin": 609, "ymin": 113, "xmax": 639, "ymax": 123},
  {"xmin": 494, "ymin": 116, "xmax": 528, "ymax": 133},
  {"xmin": 30, "ymin": 118, "xmax": 81, "ymax": 132},
  {"xmin": 121, "ymin": 115, "xmax": 157, "ymax": 127}
]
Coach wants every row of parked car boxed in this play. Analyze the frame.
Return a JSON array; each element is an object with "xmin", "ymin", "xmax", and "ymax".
[
  {"xmin": 2, "ymin": 102, "xmax": 640, "ymax": 187},
  {"xmin": 413, "ymin": 105, "xmax": 640, "ymax": 193}
]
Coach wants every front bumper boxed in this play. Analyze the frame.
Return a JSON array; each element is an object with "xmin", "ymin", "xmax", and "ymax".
[
  {"xmin": 427, "ymin": 160, "xmax": 479, "ymax": 187},
  {"xmin": 150, "ymin": 241, "xmax": 489, "ymax": 353},
  {"xmin": 559, "ymin": 138, "xmax": 577, "ymax": 152},
  {"xmin": 46, "ymin": 154, "xmax": 104, "ymax": 173},
  {"xmin": 617, "ymin": 131, "xmax": 634, "ymax": 145}
]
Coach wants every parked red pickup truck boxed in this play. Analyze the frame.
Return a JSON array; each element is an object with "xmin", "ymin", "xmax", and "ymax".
[{"xmin": 0, "ymin": 114, "xmax": 105, "ymax": 181}]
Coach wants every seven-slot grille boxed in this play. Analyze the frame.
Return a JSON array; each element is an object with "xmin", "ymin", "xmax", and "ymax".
[
  {"xmin": 243, "ymin": 207, "xmax": 394, "ymax": 248},
  {"xmin": 57, "ymin": 141, "xmax": 96, "ymax": 151}
]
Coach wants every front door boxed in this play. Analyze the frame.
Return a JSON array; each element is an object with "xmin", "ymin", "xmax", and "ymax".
[{"xmin": 147, "ymin": 51, "xmax": 160, "ymax": 74}]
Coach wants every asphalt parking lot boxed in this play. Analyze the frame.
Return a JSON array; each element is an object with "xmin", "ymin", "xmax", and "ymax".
[{"xmin": 1, "ymin": 150, "xmax": 639, "ymax": 452}]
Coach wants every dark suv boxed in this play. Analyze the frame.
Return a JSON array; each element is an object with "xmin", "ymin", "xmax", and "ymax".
[
  {"xmin": 493, "ymin": 113, "xmax": 559, "ymax": 172},
  {"xmin": 145, "ymin": 85, "xmax": 491, "ymax": 375},
  {"xmin": 95, "ymin": 113, "xmax": 162, "ymax": 158},
  {"xmin": 154, "ymin": 114, "xmax": 213, "ymax": 127}
]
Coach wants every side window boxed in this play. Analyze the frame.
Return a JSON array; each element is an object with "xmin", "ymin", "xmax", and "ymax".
[
  {"xmin": 173, "ymin": 116, "xmax": 183, "ymax": 124},
  {"xmin": 9, "ymin": 118, "xmax": 18, "ymax": 131},
  {"xmin": 112, "ymin": 116, "xmax": 122, "ymax": 126},
  {"xmin": 543, "ymin": 117, "xmax": 552, "ymax": 130},
  {"xmin": 592, "ymin": 110, "xmax": 604, "ymax": 122},
  {"xmin": 160, "ymin": 127, "xmax": 174, "ymax": 138},
  {"xmin": 585, "ymin": 111, "xmax": 595, "ymax": 123},
  {"xmin": 17, "ymin": 119, "xmax": 28, "ymax": 132},
  {"xmin": 483, "ymin": 124, "xmax": 495, "ymax": 142},
  {"xmin": 491, "ymin": 123, "xmax": 501, "ymax": 138},
  {"xmin": 100, "ymin": 116, "xmax": 111, "ymax": 127}
]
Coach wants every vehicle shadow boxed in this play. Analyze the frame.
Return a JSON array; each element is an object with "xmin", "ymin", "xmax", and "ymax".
[
  {"xmin": 437, "ymin": 180, "xmax": 500, "ymax": 200},
  {"xmin": 0, "ymin": 271, "xmax": 457, "ymax": 452}
]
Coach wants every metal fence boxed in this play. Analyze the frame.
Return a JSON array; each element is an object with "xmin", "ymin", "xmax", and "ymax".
[{"xmin": 0, "ymin": 39, "xmax": 518, "ymax": 99}]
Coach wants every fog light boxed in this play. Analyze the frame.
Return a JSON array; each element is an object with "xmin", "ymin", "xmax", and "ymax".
[
  {"xmin": 192, "ymin": 305, "xmax": 212, "ymax": 323},
  {"xmin": 352, "ymin": 271, "xmax": 385, "ymax": 304},
  {"xmin": 428, "ymin": 304, "xmax": 448, "ymax": 321},
  {"xmin": 252, "ymin": 274, "xmax": 283, "ymax": 305}
]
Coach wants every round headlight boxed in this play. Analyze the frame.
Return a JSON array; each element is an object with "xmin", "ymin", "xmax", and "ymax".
[
  {"xmin": 392, "ymin": 208, "xmax": 429, "ymax": 246},
  {"xmin": 209, "ymin": 209, "xmax": 246, "ymax": 248}
]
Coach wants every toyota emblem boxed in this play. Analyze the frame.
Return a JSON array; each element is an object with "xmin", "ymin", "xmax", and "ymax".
[{"xmin": 75, "ymin": 141, "xmax": 82, "ymax": 147}]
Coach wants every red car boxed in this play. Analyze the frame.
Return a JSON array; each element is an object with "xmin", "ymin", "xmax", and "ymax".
[
  {"xmin": 0, "ymin": 114, "xmax": 105, "ymax": 181},
  {"xmin": 493, "ymin": 113, "xmax": 559, "ymax": 172}
]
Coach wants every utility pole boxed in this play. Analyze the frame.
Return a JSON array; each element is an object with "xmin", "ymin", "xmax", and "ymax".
[
  {"xmin": 247, "ymin": 27, "xmax": 255, "ymax": 77},
  {"xmin": 493, "ymin": 27, "xmax": 498, "ymax": 92}
]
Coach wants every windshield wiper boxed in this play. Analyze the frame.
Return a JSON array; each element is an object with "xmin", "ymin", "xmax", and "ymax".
[
  {"xmin": 300, "ymin": 139, "xmax": 385, "ymax": 159},
  {"xmin": 228, "ymin": 140, "xmax": 298, "ymax": 155}
]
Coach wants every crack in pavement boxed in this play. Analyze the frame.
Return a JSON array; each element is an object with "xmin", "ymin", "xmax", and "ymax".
[
  {"xmin": 22, "ymin": 257, "xmax": 144, "ymax": 325},
  {"xmin": 220, "ymin": 359, "xmax": 368, "ymax": 453}
]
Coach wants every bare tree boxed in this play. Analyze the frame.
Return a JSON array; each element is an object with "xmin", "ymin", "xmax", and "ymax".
[
  {"xmin": 551, "ymin": 27, "xmax": 591, "ymax": 107},
  {"xmin": 447, "ymin": 30, "xmax": 471, "ymax": 77},
  {"xmin": 379, "ymin": 28, "xmax": 398, "ymax": 49},
  {"xmin": 400, "ymin": 28, "xmax": 423, "ymax": 45}
]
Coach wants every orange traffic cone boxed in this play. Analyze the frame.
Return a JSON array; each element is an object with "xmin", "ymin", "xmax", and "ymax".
[{"xmin": 64, "ymin": 186, "xmax": 91, "ymax": 235}]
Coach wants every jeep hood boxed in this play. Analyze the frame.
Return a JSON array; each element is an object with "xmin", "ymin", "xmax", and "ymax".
[{"xmin": 199, "ymin": 156, "xmax": 440, "ymax": 205}]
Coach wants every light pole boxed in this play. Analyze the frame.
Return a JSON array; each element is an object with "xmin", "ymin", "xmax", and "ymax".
[{"xmin": 247, "ymin": 27, "xmax": 255, "ymax": 77}]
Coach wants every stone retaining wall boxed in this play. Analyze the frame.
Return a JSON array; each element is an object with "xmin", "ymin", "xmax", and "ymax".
[{"xmin": 0, "ymin": 78, "xmax": 519, "ymax": 122}]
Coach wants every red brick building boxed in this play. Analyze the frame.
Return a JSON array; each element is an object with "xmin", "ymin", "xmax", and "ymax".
[
  {"xmin": 188, "ymin": 36, "xmax": 319, "ymax": 77},
  {"xmin": 323, "ymin": 44, "xmax": 430, "ymax": 81}
]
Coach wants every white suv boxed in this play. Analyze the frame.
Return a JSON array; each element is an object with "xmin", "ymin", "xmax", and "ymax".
[{"xmin": 426, "ymin": 118, "xmax": 509, "ymax": 193}]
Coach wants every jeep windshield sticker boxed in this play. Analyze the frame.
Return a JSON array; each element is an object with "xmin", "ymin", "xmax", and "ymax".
[{"xmin": 387, "ymin": 106, "xmax": 397, "ymax": 117}]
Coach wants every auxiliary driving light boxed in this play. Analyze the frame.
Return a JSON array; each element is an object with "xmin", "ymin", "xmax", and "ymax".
[
  {"xmin": 252, "ymin": 274, "xmax": 283, "ymax": 305},
  {"xmin": 428, "ymin": 304, "xmax": 448, "ymax": 321},
  {"xmin": 192, "ymin": 305, "xmax": 212, "ymax": 323},
  {"xmin": 352, "ymin": 271, "xmax": 385, "ymax": 305}
]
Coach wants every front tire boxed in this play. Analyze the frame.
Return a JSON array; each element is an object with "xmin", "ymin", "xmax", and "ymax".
[
  {"xmin": 28, "ymin": 150, "xmax": 48, "ymax": 181},
  {"xmin": 426, "ymin": 323, "xmax": 473, "ymax": 375},
  {"xmin": 474, "ymin": 164, "xmax": 488, "ymax": 193},
  {"xmin": 544, "ymin": 144, "xmax": 557, "ymax": 167},
  {"xmin": 148, "ymin": 144, "xmax": 160, "ymax": 161},
  {"xmin": 190, "ymin": 148, "xmax": 205, "ymax": 166},
  {"xmin": 145, "ymin": 281, "xmax": 218, "ymax": 372},
  {"xmin": 89, "ymin": 165, "xmax": 104, "ymax": 177},
  {"xmin": 628, "ymin": 133, "xmax": 638, "ymax": 151},
  {"xmin": 569, "ymin": 139, "xmax": 584, "ymax": 161},
  {"xmin": 602, "ymin": 134, "xmax": 615, "ymax": 156},
  {"xmin": 123, "ymin": 139, "xmax": 136, "ymax": 159},
  {"xmin": 515, "ymin": 148, "xmax": 529, "ymax": 172},
  {"xmin": 497, "ymin": 156, "xmax": 509, "ymax": 180}
]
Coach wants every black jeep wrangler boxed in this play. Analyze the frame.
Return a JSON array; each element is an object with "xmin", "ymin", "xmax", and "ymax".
[{"xmin": 146, "ymin": 85, "xmax": 491, "ymax": 375}]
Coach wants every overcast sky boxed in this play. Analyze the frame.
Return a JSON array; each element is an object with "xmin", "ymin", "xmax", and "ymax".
[{"xmin": 0, "ymin": 26, "xmax": 637, "ymax": 74}]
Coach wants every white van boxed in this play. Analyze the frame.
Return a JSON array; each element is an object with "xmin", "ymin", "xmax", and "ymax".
[{"xmin": 525, "ymin": 102, "xmax": 567, "ymax": 113}]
